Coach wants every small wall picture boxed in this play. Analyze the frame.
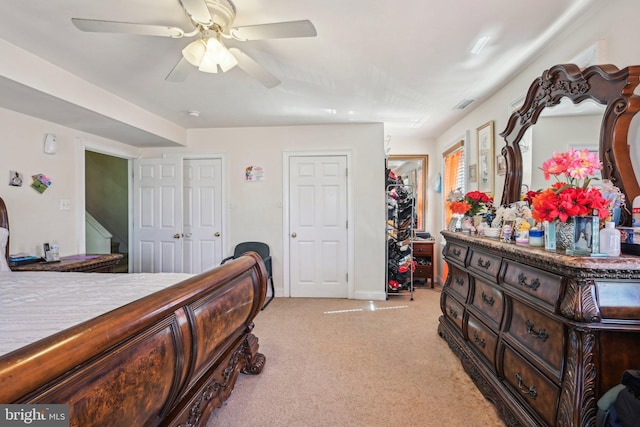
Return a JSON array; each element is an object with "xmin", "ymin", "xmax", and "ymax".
[
  {"xmin": 31, "ymin": 173, "xmax": 52, "ymax": 193},
  {"xmin": 245, "ymin": 165, "xmax": 265, "ymax": 182},
  {"xmin": 497, "ymin": 155, "xmax": 507, "ymax": 175},
  {"xmin": 9, "ymin": 170, "xmax": 23, "ymax": 187},
  {"xmin": 468, "ymin": 164, "xmax": 477, "ymax": 182}
]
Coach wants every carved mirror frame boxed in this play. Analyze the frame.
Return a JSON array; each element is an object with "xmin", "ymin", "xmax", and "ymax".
[
  {"xmin": 387, "ymin": 155, "xmax": 428, "ymax": 231},
  {"xmin": 499, "ymin": 64, "xmax": 640, "ymax": 225}
]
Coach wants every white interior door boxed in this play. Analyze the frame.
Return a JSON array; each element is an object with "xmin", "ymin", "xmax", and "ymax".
[
  {"xmin": 183, "ymin": 158, "xmax": 223, "ymax": 273},
  {"xmin": 133, "ymin": 158, "xmax": 183, "ymax": 273},
  {"xmin": 289, "ymin": 155, "xmax": 348, "ymax": 298}
]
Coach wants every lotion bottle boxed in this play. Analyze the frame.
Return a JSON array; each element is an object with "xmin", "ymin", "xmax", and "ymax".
[{"xmin": 599, "ymin": 221, "xmax": 621, "ymax": 256}]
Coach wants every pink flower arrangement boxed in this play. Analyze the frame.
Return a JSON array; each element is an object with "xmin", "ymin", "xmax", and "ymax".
[
  {"xmin": 531, "ymin": 148, "xmax": 610, "ymax": 223},
  {"xmin": 540, "ymin": 147, "xmax": 601, "ymax": 183}
]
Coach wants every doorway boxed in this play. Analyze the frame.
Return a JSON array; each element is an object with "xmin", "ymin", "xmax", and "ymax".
[
  {"xmin": 287, "ymin": 154, "xmax": 349, "ymax": 298},
  {"xmin": 84, "ymin": 150, "xmax": 129, "ymax": 272}
]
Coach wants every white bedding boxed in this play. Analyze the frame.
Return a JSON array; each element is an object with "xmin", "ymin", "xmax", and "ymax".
[{"xmin": 0, "ymin": 272, "xmax": 194, "ymax": 357}]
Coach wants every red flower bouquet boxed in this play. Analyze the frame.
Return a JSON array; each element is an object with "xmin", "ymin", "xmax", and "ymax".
[
  {"xmin": 531, "ymin": 148, "xmax": 610, "ymax": 223},
  {"xmin": 464, "ymin": 191, "xmax": 493, "ymax": 216},
  {"xmin": 450, "ymin": 201, "xmax": 471, "ymax": 215}
]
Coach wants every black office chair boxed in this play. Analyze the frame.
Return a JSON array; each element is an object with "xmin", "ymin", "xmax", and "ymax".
[{"xmin": 221, "ymin": 241, "xmax": 274, "ymax": 310}]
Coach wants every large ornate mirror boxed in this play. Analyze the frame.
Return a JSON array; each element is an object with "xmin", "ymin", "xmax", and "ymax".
[
  {"xmin": 500, "ymin": 64, "xmax": 640, "ymax": 226},
  {"xmin": 387, "ymin": 155, "xmax": 428, "ymax": 231}
]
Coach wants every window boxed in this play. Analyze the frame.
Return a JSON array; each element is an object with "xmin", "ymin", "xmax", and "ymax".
[{"xmin": 443, "ymin": 141, "xmax": 465, "ymax": 227}]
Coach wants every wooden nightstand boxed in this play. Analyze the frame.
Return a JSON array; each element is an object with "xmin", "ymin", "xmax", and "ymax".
[
  {"xmin": 11, "ymin": 254, "xmax": 123, "ymax": 273},
  {"xmin": 412, "ymin": 240, "xmax": 434, "ymax": 288}
]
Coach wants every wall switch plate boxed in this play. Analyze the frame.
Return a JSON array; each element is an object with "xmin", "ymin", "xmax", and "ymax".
[{"xmin": 59, "ymin": 199, "xmax": 71, "ymax": 210}]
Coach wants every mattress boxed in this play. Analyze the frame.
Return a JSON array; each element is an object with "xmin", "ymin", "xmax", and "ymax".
[{"xmin": 0, "ymin": 271, "xmax": 194, "ymax": 357}]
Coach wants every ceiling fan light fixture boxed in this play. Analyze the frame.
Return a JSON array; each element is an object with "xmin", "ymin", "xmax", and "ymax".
[
  {"xmin": 182, "ymin": 40, "xmax": 206, "ymax": 66},
  {"xmin": 198, "ymin": 51, "xmax": 219, "ymax": 73},
  {"xmin": 194, "ymin": 37, "xmax": 238, "ymax": 73},
  {"xmin": 206, "ymin": 37, "xmax": 238, "ymax": 71}
]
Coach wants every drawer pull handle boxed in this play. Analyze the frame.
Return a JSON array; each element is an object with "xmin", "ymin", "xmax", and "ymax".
[
  {"xmin": 517, "ymin": 273, "xmax": 540, "ymax": 291},
  {"xmin": 477, "ymin": 258, "xmax": 491, "ymax": 269},
  {"xmin": 526, "ymin": 320, "xmax": 549, "ymax": 342},
  {"xmin": 455, "ymin": 277, "xmax": 464, "ymax": 287},
  {"xmin": 473, "ymin": 331, "xmax": 486, "ymax": 348},
  {"xmin": 448, "ymin": 307, "xmax": 458, "ymax": 319},
  {"xmin": 481, "ymin": 292, "xmax": 495, "ymax": 306},
  {"xmin": 515, "ymin": 373, "xmax": 537, "ymax": 400},
  {"xmin": 452, "ymin": 248, "xmax": 461, "ymax": 257}
]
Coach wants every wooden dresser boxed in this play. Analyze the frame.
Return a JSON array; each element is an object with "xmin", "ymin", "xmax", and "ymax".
[
  {"xmin": 413, "ymin": 239, "xmax": 434, "ymax": 287},
  {"xmin": 439, "ymin": 231, "xmax": 640, "ymax": 427}
]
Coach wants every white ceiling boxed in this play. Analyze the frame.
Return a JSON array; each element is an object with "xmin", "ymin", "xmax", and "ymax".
[{"xmin": 0, "ymin": 0, "xmax": 601, "ymax": 147}]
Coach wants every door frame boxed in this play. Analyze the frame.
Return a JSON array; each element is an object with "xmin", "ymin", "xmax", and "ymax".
[
  {"xmin": 282, "ymin": 150, "xmax": 355, "ymax": 298},
  {"xmin": 76, "ymin": 138, "xmax": 138, "ymax": 271}
]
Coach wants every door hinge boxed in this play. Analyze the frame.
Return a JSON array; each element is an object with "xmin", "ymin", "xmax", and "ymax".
[
  {"xmin": 346, "ymin": 167, "xmax": 348, "ymax": 177},
  {"xmin": 346, "ymin": 220, "xmax": 348, "ymax": 229},
  {"xmin": 346, "ymin": 272, "xmax": 348, "ymax": 282}
]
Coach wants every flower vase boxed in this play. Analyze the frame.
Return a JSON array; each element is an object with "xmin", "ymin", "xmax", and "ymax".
[{"xmin": 555, "ymin": 220, "xmax": 574, "ymax": 253}]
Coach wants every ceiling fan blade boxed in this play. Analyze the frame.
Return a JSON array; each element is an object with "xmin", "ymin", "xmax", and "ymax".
[
  {"xmin": 229, "ymin": 48, "xmax": 280, "ymax": 88},
  {"xmin": 179, "ymin": 0, "xmax": 213, "ymax": 26},
  {"xmin": 230, "ymin": 20, "xmax": 317, "ymax": 41},
  {"xmin": 72, "ymin": 18, "xmax": 184, "ymax": 38},
  {"xmin": 165, "ymin": 57, "xmax": 192, "ymax": 82}
]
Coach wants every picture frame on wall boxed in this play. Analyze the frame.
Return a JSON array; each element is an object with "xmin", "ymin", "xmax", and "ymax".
[
  {"xmin": 468, "ymin": 164, "xmax": 477, "ymax": 182},
  {"xmin": 496, "ymin": 155, "xmax": 507, "ymax": 175},
  {"xmin": 477, "ymin": 120, "xmax": 495, "ymax": 193}
]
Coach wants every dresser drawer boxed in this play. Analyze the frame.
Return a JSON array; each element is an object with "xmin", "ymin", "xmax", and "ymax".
[
  {"xmin": 467, "ymin": 314, "xmax": 498, "ymax": 371},
  {"xmin": 470, "ymin": 278, "xmax": 504, "ymax": 328},
  {"xmin": 442, "ymin": 292, "xmax": 464, "ymax": 332},
  {"xmin": 447, "ymin": 266, "xmax": 470, "ymax": 303},
  {"xmin": 468, "ymin": 249, "xmax": 502, "ymax": 281},
  {"xmin": 502, "ymin": 345, "xmax": 560, "ymax": 426},
  {"xmin": 413, "ymin": 241, "xmax": 433, "ymax": 257},
  {"xmin": 505, "ymin": 299, "xmax": 564, "ymax": 379},
  {"xmin": 445, "ymin": 242, "xmax": 468, "ymax": 266},
  {"xmin": 414, "ymin": 265, "xmax": 432, "ymax": 279},
  {"xmin": 502, "ymin": 260, "xmax": 562, "ymax": 308}
]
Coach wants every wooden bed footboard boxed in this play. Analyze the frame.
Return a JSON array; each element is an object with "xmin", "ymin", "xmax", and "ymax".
[{"xmin": 0, "ymin": 252, "xmax": 268, "ymax": 427}]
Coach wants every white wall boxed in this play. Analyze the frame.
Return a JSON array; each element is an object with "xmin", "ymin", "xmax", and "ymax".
[
  {"xmin": 433, "ymin": 0, "xmax": 640, "ymax": 282},
  {"xmin": 141, "ymin": 123, "xmax": 387, "ymax": 300},
  {"xmin": 0, "ymin": 106, "xmax": 140, "ymax": 257}
]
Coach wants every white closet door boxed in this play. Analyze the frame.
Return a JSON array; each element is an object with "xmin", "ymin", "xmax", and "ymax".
[{"xmin": 289, "ymin": 155, "xmax": 348, "ymax": 298}]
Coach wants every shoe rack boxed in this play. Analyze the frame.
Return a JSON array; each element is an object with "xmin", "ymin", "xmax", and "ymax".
[{"xmin": 386, "ymin": 169, "xmax": 415, "ymax": 300}]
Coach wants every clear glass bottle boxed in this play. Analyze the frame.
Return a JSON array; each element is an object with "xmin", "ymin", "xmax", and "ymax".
[{"xmin": 599, "ymin": 221, "xmax": 620, "ymax": 256}]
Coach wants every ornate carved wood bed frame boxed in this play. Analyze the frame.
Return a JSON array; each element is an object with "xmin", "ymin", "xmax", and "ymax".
[{"xmin": 0, "ymin": 196, "xmax": 267, "ymax": 426}]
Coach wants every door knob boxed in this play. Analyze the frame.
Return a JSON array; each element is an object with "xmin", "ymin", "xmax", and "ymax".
[
  {"xmin": 173, "ymin": 233, "xmax": 181, "ymax": 239},
  {"xmin": 215, "ymin": 232, "xmax": 221, "ymax": 237},
  {"xmin": 184, "ymin": 232, "xmax": 192, "ymax": 238},
  {"xmin": 291, "ymin": 232, "xmax": 297, "ymax": 238}
]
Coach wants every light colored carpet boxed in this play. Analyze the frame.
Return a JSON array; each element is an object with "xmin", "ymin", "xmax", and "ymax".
[{"xmin": 207, "ymin": 286, "xmax": 505, "ymax": 427}]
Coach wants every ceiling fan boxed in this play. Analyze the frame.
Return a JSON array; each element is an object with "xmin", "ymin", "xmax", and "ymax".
[{"xmin": 71, "ymin": 0, "xmax": 317, "ymax": 88}]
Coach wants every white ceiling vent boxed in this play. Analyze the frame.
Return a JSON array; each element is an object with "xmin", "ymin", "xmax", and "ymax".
[{"xmin": 454, "ymin": 99, "xmax": 475, "ymax": 110}]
